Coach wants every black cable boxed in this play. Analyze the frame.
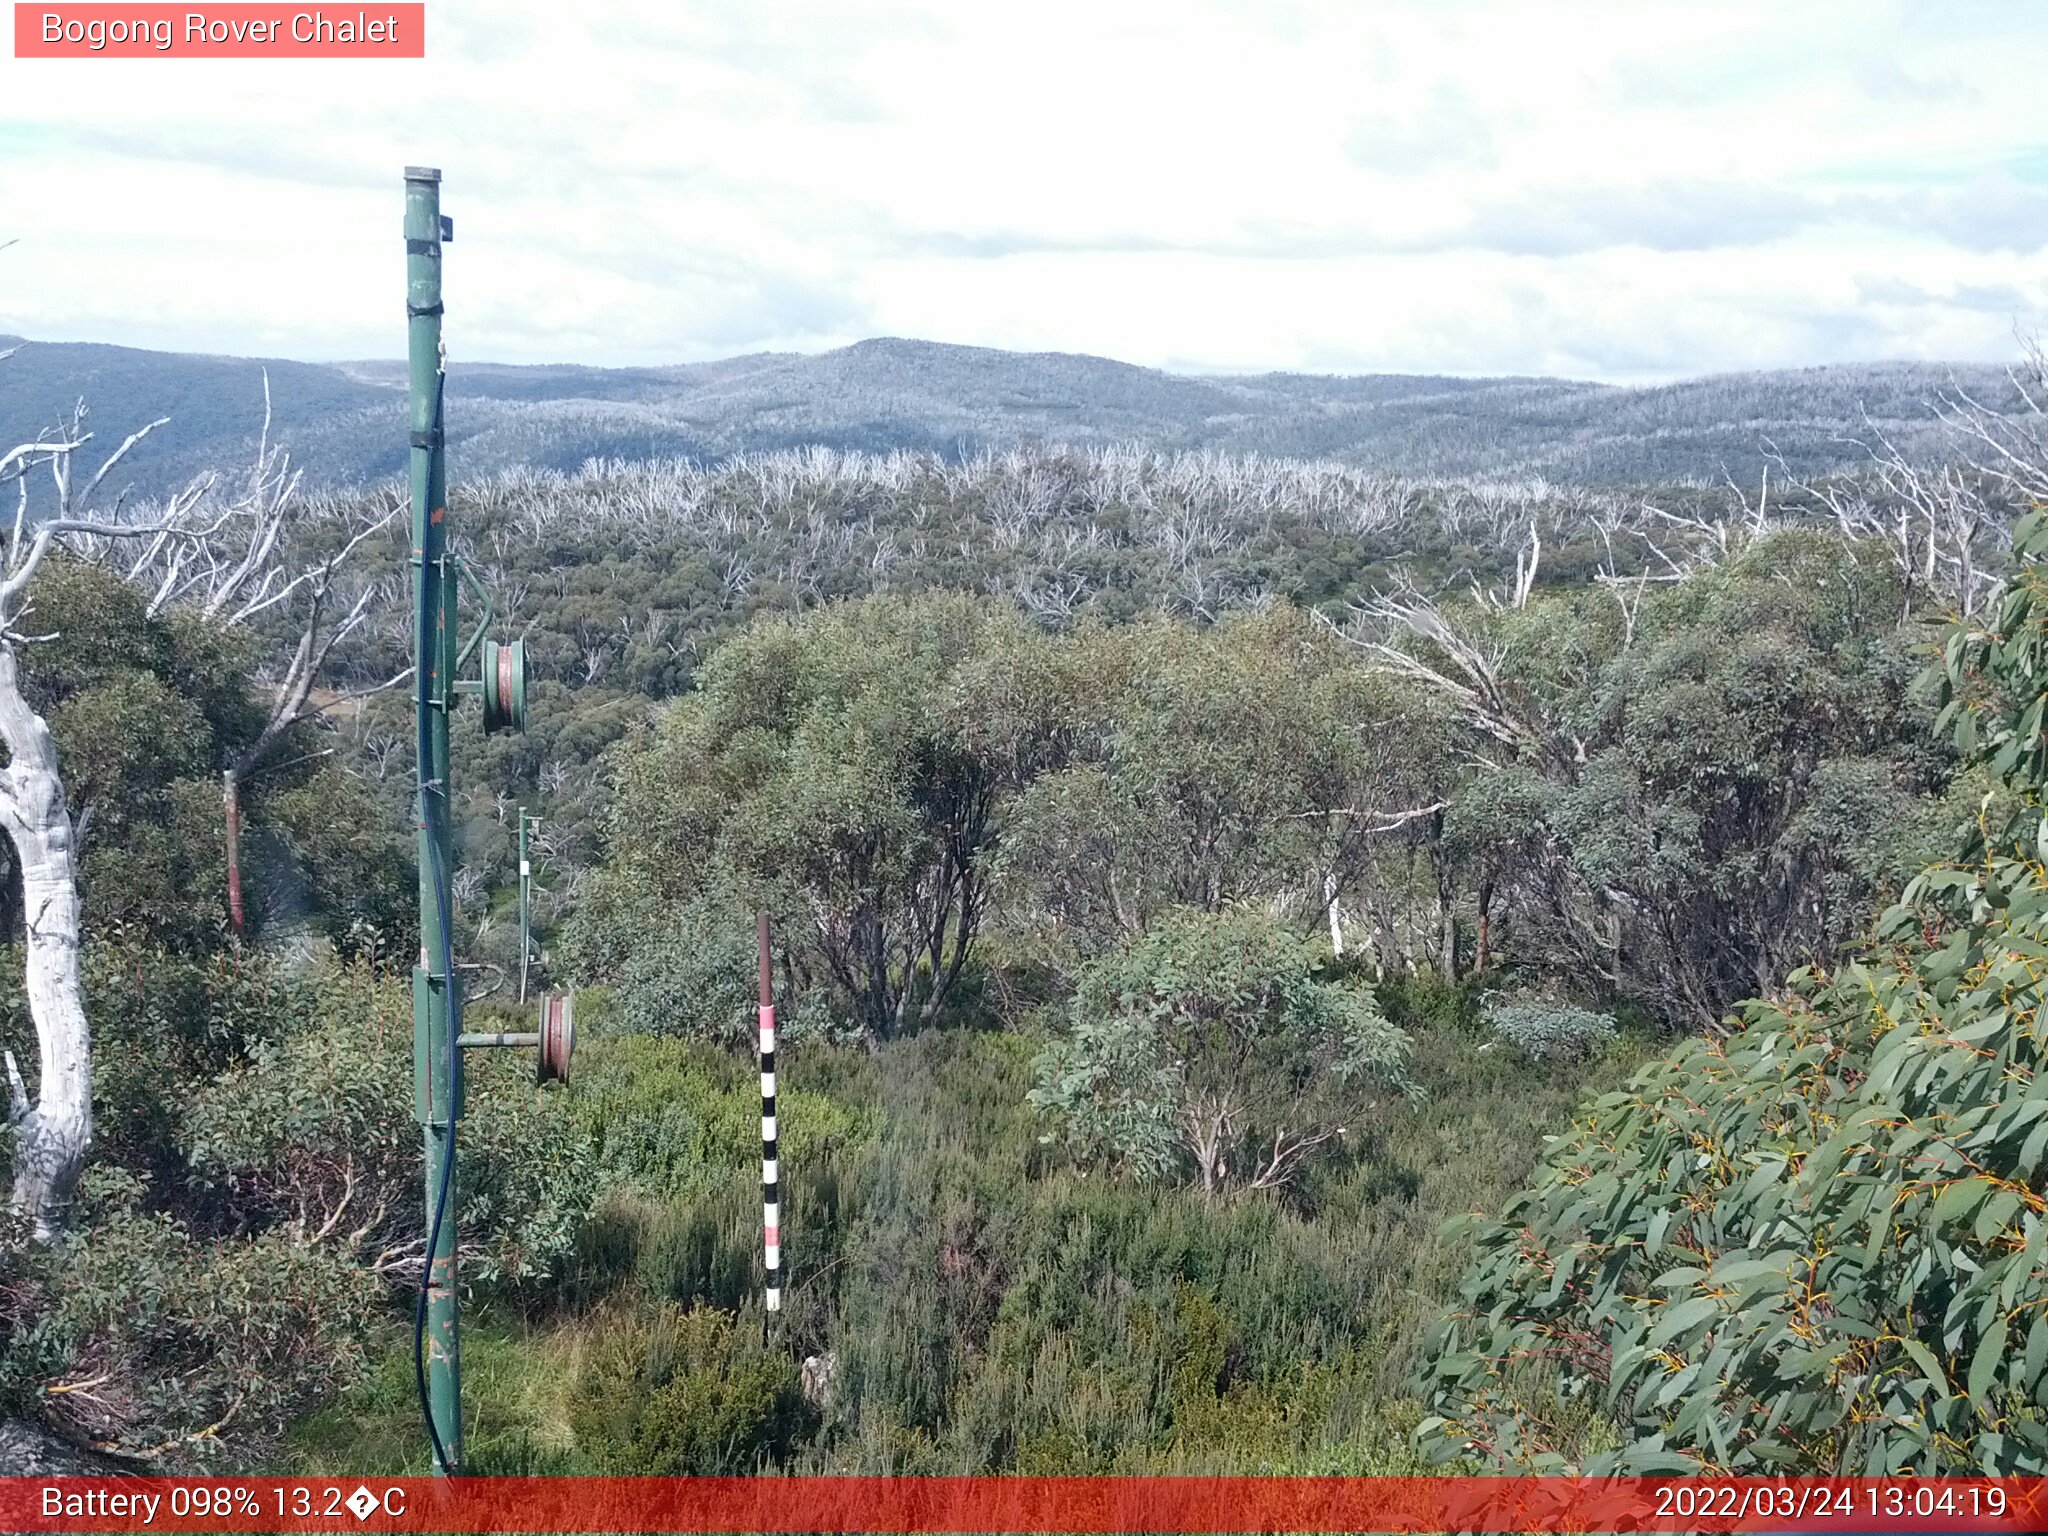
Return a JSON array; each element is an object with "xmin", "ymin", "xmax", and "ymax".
[
  {"xmin": 414, "ymin": 828, "xmax": 459, "ymax": 1476},
  {"xmin": 412, "ymin": 369, "xmax": 460, "ymax": 1479}
]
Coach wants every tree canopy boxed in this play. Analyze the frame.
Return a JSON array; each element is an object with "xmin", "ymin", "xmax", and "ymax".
[{"xmin": 1416, "ymin": 515, "xmax": 2048, "ymax": 1474}]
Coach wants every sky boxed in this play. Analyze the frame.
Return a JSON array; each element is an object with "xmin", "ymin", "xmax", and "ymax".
[{"xmin": 1, "ymin": 0, "xmax": 2045, "ymax": 382}]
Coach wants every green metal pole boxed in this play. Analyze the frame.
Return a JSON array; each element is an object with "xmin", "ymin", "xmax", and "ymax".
[
  {"xmin": 406, "ymin": 164, "xmax": 462, "ymax": 1476},
  {"xmin": 518, "ymin": 811, "xmax": 534, "ymax": 1005}
]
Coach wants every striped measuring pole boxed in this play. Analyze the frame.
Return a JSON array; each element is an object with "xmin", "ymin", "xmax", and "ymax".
[{"xmin": 757, "ymin": 911, "xmax": 781, "ymax": 1318}]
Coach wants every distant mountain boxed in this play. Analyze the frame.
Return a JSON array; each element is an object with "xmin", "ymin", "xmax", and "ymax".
[{"xmin": 0, "ymin": 334, "xmax": 2022, "ymax": 501}]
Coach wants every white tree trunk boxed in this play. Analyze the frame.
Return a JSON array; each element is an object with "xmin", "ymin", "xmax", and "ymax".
[{"xmin": 0, "ymin": 644, "xmax": 91, "ymax": 1240}]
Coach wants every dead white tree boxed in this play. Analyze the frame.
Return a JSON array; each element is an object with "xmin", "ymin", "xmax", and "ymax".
[
  {"xmin": 2, "ymin": 369, "xmax": 409, "ymax": 1229},
  {"xmin": 114, "ymin": 378, "xmax": 410, "ymax": 934},
  {"xmin": 1338, "ymin": 579, "xmax": 1573, "ymax": 770},
  {"xmin": 0, "ymin": 416, "xmax": 208, "ymax": 1236},
  {"xmin": 1793, "ymin": 428, "xmax": 2008, "ymax": 622},
  {"xmin": 1472, "ymin": 521, "xmax": 1542, "ymax": 612},
  {"xmin": 1784, "ymin": 347, "xmax": 2048, "ymax": 620}
]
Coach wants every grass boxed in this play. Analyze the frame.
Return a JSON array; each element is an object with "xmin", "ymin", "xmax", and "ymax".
[{"xmin": 284, "ymin": 1307, "xmax": 596, "ymax": 1476}]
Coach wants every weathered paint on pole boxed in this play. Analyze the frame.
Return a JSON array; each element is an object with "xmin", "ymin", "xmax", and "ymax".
[{"xmin": 406, "ymin": 163, "xmax": 462, "ymax": 1477}]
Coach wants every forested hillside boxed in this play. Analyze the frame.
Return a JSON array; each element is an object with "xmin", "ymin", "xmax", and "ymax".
[
  {"xmin": 0, "ymin": 333, "xmax": 2027, "ymax": 499},
  {"xmin": 3, "ymin": 347, "xmax": 2046, "ymax": 1476}
]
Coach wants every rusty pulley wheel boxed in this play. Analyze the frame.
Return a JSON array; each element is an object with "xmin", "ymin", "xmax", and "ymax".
[
  {"xmin": 537, "ymin": 991, "xmax": 574, "ymax": 1084},
  {"xmin": 479, "ymin": 638, "xmax": 527, "ymax": 735}
]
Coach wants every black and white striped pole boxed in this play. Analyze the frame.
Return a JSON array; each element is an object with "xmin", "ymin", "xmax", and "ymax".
[{"xmin": 757, "ymin": 911, "xmax": 781, "ymax": 1328}]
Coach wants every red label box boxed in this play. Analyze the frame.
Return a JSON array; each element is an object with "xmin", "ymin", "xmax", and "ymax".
[
  {"xmin": 2, "ymin": 1476, "xmax": 2045, "ymax": 1534},
  {"xmin": 13, "ymin": 3, "xmax": 424, "ymax": 56}
]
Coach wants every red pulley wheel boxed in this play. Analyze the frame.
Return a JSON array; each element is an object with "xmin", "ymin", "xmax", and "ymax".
[
  {"xmin": 479, "ymin": 638, "xmax": 527, "ymax": 734},
  {"xmin": 537, "ymin": 992, "xmax": 574, "ymax": 1084}
]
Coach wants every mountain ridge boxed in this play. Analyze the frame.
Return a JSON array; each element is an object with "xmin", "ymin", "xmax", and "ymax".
[{"xmin": 0, "ymin": 333, "xmax": 2019, "ymax": 499}]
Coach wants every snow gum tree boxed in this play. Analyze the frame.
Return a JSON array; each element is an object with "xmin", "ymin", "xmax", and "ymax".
[{"xmin": 0, "ymin": 408, "xmax": 204, "ymax": 1235}]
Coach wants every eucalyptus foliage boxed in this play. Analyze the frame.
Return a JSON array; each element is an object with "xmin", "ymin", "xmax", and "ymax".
[
  {"xmin": 1483, "ymin": 999, "xmax": 1618, "ymax": 1066},
  {"xmin": 1030, "ymin": 909, "xmax": 1416, "ymax": 1194},
  {"xmin": 998, "ymin": 609, "xmax": 1444, "ymax": 959},
  {"xmin": 560, "ymin": 881, "xmax": 763, "ymax": 1046},
  {"xmin": 1417, "ymin": 513, "xmax": 2048, "ymax": 1473},
  {"xmin": 9, "ymin": 558, "xmax": 409, "ymax": 953}
]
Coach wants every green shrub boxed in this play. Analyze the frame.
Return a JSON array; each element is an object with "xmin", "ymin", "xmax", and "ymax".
[
  {"xmin": 568, "ymin": 1303, "xmax": 813, "ymax": 1473},
  {"xmin": 637, "ymin": 1188, "xmax": 760, "ymax": 1311},
  {"xmin": 563, "ymin": 883, "xmax": 760, "ymax": 1046},
  {"xmin": 570, "ymin": 1034, "xmax": 879, "ymax": 1201},
  {"xmin": 1482, "ymin": 998, "xmax": 1617, "ymax": 1065},
  {"xmin": 1365, "ymin": 971, "xmax": 1483, "ymax": 1037},
  {"xmin": 182, "ymin": 956, "xmax": 600, "ymax": 1286},
  {"xmin": 0, "ymin": 1168, "xmax": 382, "ymax": 1465},
  {"xmin": 2, "ymin": 949, "xmax": 602, "ymax": 1468},
  {"xmin": 0, "ymin": 939, "xmax": 299, "ymax": 1186},
  {"xmin": 1029, "ymin": 908, "xmax": 1416, "ymax": 1194}
]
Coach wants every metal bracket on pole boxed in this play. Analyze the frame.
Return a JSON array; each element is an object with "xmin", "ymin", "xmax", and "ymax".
[
  {"xmin": 453, "ymin": 558, "xmax": 495, "ymax": 673},
  {"xmin": 457, "ymin": 994, "xmax": 574, "ymax": 1084}
]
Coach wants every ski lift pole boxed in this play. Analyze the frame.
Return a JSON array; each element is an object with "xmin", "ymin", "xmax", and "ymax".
[
  {"xmin": 405, "ymin": 163, "xmax": 462, "ymax": 1477},
  {"xmin": 404, "ymin": 165, "xmax": 556, "ymax": 1480}
]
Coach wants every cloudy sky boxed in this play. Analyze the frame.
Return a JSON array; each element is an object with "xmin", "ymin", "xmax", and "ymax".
[{"xmin": 2, "ymin": 0, "xmax": 2044, "ymax": 381}]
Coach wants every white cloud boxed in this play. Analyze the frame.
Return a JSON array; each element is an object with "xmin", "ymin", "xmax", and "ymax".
[{"xmin": 0, "ymin": 0, "xmax": 2043, "ymax": 379}]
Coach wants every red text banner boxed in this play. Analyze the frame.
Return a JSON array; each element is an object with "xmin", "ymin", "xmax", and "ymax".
[
  {"xmin": 1, "ymin": 1476, "xmax": 2044, "ymax": 1533},
  {"xmin": 13, "ymin": 5, "xmax": 424, "ymax": 57}
]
